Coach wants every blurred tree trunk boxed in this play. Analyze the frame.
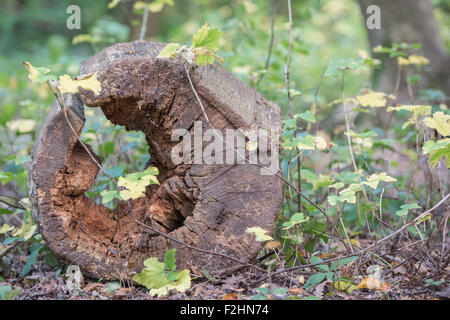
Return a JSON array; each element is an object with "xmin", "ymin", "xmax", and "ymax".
[
  {"xmin": 359, "ymin": 0, "xmax": 450, "ymax": 101},
  {"xmin": 359, "ymin": 0, "xmax": 449, "ymax": 206}
]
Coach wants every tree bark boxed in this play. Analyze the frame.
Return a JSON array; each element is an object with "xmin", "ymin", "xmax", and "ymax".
[{"xmin": 28, "ymin": 41, "xmax": 283, "ymax": 280}]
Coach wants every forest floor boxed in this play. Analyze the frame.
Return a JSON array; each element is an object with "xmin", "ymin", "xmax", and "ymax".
[{"xmin": 1, "ymin": 238, "xmax": 449, "ymax": 300}]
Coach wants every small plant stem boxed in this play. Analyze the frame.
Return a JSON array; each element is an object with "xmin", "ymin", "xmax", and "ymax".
[
  {"xmin": 139, "ymin": 6, "xmax": 149, "ymax": 41},
  {"xmin": 285, "ymin": 0, "xmax": 293, "ymax": 118}
]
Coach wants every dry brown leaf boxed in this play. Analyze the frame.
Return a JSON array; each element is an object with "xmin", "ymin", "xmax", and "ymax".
[
  {"xmin": 265, "ymin": 241, "xmax": 281, "ymax": 250},
  {"xmin": 288, "ymin": 287, "xmax": 306, "ymax": 295},
  {"xmin": 318, "ymin": 253, "xmax": 330, "ymax": 259},
  {"xmin": 222, "ymin": 293, "xmax": 238, "ymax": 300},
  {"xmin": 357, "ymin": 277, "xmax": 391, "ymax": 291}
]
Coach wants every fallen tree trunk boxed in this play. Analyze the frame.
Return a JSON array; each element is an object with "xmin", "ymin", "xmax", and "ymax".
[{"xmin": 28, "ymin": 41, "xmax": 283, "ymax": 280}]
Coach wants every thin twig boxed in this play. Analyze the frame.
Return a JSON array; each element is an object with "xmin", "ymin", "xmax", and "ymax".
[
  {"xmin": 252, "ymin": 192, "xmax": 449, "ymax": 286},
  {"xmin": 256, "ymin": 0, "xmax": 282, "ymax": 87}
]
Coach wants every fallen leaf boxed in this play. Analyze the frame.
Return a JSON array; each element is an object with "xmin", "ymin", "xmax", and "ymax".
[
  {"xmin": 83, "ymin": 282, "xmax": 104, "ymax": 293},
  {"xmin": 222, "ymin": 293, "xmax": 238, "ymax": 300},
  {"xmin": 357, "ymin": 277, "xmax": 391, "ymax": 291},
  {"xmin": 265, "ymin": 240, "xmax": 281, "ymax": 250},
  {"xmin": 288, "ymin": 287, "xmax": 306, "ymax": 295}
]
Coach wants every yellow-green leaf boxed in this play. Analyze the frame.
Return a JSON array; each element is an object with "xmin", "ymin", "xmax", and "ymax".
[
  {"xmin": 192, "ymin": 22, "xmax": 223, "ymax": 51},
  {"xmin": 6, "ymin": 119, "xmax": 36, "ymax": 133},
  {"xmin": 0, "ymin": 224, "xmax": 14, "ymax": 234},
  {"xmin": 57, "ymin": 72, "xmax": 102, "ymax": 95},
  {"xmin": 363, "ymin": 172, "xmax": 397, "ymax": 190},
  {"xmin": 398, "ymin": 55, "xmax": 429, "ymax": 66},
  {"xmin": 107, "ymin": 0, "xmax": 121, "ymax": 9},
  {"xmin": 149, "ymin": 269, "xmax": 191, "ymax": 297},
  {"xmin": 356, "ymin": 91, "xmax": 395, "ymax": 108},
  {"xmin": 134, "ymin": 0, "xmax": 174, "ymax": 13},
  {"xmin": 157, "ymin": 43, "xmax": 180, "ymax": 59},
  {"xmin": 387, "ymin": 105, "xmax": 432, "ymax": 128},
  {"xmin": 23, "ymin": 61, "xmax": 56, "ymax": 83},
  {"xmin": 423, "ymin": 112, "xmax": 450, "ymax": 137},
  {"xmin": 117, "ymin": 167, "xmax": 159, "ymax": 200},
  {"xmin": 245, "ymin": 227, "xmax": 273, "ymax": 242}
]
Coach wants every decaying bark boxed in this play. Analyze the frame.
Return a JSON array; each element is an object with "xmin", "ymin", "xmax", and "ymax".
[{"xmin": 28, "ymin": 41, "xmax": 283, "ymax": 280}]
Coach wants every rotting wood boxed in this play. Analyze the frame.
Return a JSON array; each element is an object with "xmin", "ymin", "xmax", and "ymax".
[{"xmin": 29, "ymin": 41, "xmax": 282, "ymax": 280}]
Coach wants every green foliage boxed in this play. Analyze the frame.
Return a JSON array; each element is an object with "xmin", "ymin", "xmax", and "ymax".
[
  {"xmin": 303, "ymin": 256, "xmax": 358, "ymax": 291},
  {"xmin": 157, "ymin": 22, "xmax": 223, "ymax": 66},
  {"xmin": 0, "ymin": 285, "xmax": 22, "ymax": 300},
  {"xmin": 395, "ymin": 203, "xmax": 421, "ymax": 217},
  {"xmin": 132, "ymin": 248, "xmax": 191, "ymax": 297}
]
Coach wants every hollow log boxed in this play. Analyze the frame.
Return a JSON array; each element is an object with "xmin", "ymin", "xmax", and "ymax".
[{"xmin": 28, "ymin": 41, "xmax": 282, "ymax": 280}]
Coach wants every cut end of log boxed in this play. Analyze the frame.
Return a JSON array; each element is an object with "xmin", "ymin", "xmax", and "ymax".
[{"xmin": 29, "ymin": 41, "xmax": 283, "ymax": 280}]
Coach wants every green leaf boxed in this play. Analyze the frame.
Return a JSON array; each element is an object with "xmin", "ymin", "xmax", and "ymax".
[
  {"xmin": 283, "ymin": 118, "xmax": 297, "ymax": 130},
  {"xmin": 132, "ymin": 257, "xmax": 171, "ymax": 289},
  {"xmin": 164, "ymin": 248, "xmax": 176, "ymax": 271},
  {"xmin": 328, "ymin": 184, "xmax": 360, "ymax": 205},
  {"xmin": 157, "ymin": 43, "xmax": 181, "ymax": 59},
  {"xmin": 245, "ymin": 226, "xmax": 273, "ymax": 242},
  {"xmin": 0, "ymin": 208, "xmax": 14, "ymax": 215},
  {"xmin": 330, "ymin": 256, "xmax": 358, "ymax": 271},
  {"xmin": 132, "ymin": 251, "xmax": 191, "ymax": 297},
  {"xmin": 0, "ymin": 285, "xmax": 22, "ymax": 300},
  {"xmin": 23, "ymin": 62, "xmax": 56, "ymax": 83},
  {"xmin": 345, "ymin": 129, "xmax": 378, "ymax": 140},
  {"xmin": 313, "ymin": 174, "xmax": 334, "ymax": 191},
  {"xmin": 396, "ymin": 203, "xmax": 421, "ymax": 217},
  {"xmin": 0, "ymin": 171, "xmax": 14, "ymax": 185},
  {"xmin": 166, "ymin": 271, "xmax": 180, "ymax": 282},
  {"xmin": 282, "ymin": 212, "xmax": 309, "ymax": 230},
  {"xmin": 21, "ymin": 243, "xmax": 43, "ymax": 277},
  {"xmin": 304, "ymin": 272, "xmax": 327, "ymax": 291},
  {"xmin": 296, "ymin": 110, "xmax": 315, "ymax": 123},
  {"xmin": 192, "ymin": 22, "xmax": 223, "ymax": 51},
  {"xmin": 14, "ymin": 155, "xmax": 30, "ymax": 166},
  {"xmin": 149, "ymin": 269, "xmax": 191, "ymax": 297},
  {"xmin": 105, "ymin": 282, "xmax": 121, "ymax": 294},
  {"xmin": 100, "ymin": 190, "xmax": 120, "ymax": 204},
  {"xmin": 310, "ymin": 256, "xmax": 329, "ymax": 272},
  {"xmin": 117, "ymin": 166, "xmax": 159, "ymax": 200}
]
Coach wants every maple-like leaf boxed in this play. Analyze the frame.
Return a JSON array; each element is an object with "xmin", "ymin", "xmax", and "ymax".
[
  {"xmin": 245, "ymin": 226, "xmax": 273, "ymax": 242},
  {"xmin": 23, "ymin": 61, "xmax": 56, "ymax": 84},
  {"xmin": 356, "ymin": 91, "xmax": 394, "ymax": 108},
  {"xmin": 424, "ymin": 112, "xmax": 450, "ymax": 137},
  {"xmin": 363, "ymin": 172, "xmax": 397, "ymax": 190},
  {"xmin": 157, "ymin": 43, "xmax": 181, "ymax": 59},
  {"xmin": 57, "ymin": 72, "xmax": 102, "ymax": 95}
]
